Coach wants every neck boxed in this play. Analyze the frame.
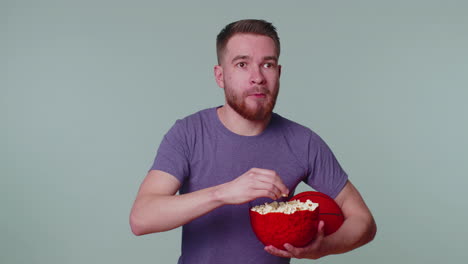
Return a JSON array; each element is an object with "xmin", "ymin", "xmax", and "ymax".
[{"xmin": 217, "ymin": 105, "xmax": 271, "ymax": 136}]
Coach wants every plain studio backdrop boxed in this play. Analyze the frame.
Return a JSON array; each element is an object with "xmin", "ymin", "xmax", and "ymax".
[{"xmin": 2, "ymin": 0, "xmax": 467, "ymax": 263}]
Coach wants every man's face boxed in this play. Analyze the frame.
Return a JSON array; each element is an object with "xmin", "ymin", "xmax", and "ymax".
[{"xmin": 215, "ymin": 34, "xmax": 281, "ymax": 121}]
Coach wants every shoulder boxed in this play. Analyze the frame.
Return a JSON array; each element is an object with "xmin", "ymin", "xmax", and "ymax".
[
  {"xmin": 271, "ymin": 113, "xmax": 331, "ymax": 154},
  {"xmin": 170, "ymin": 107, "xmax": 215, "ymax": 132},
  {"xmin": 271, "ymin": 113, "xmax": 320, "ymax": 140},
  {"xmin": 164, "ymin": 107, "xmax": 217, "ymax": 152}
]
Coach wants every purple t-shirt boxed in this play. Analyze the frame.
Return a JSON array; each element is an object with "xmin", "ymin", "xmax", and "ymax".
[{"xmin": 151, "ymin": 107, "xmax": 348, "ymax": 264}]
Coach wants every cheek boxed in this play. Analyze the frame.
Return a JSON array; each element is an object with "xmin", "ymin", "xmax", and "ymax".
[
  {"xmin": 266, "ymin": 70, "xmax": 280, "ymax": 80},
  {"xmin": 223, "ymin": 72, "xmax": 233, "ymax": 82},
  {"xmin": 227, "ymin": 69, "xmax": 250, "ymax": 81},
  {"xmin": 225, "ymin": 73, "xmax": 245, "ymax": 87},
  {"xmin": 268, "ymin": 74, "xmax": 279, "ymax": 85}
]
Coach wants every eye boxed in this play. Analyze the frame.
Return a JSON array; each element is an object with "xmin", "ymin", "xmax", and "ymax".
[
  {"xmin": 263, "ymin": 63, "xmax": 275, "ymax": 68},
  {"xmin": 237, "ymin": 62, "xmax": 247, "ymax": 68}
]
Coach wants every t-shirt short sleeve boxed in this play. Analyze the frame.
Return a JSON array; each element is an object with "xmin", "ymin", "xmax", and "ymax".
[
  {"xmin": 150, "ymin": 120, "xmax": 190, "ymax": 183},
  {"xmin": 305, "ymin": 133, "xmax": 348, "ymax": 199}
]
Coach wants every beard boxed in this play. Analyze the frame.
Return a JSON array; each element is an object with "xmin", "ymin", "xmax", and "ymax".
[{"xmin": 224, "ymin": 84, "xmax": 279, "ymax": 121}]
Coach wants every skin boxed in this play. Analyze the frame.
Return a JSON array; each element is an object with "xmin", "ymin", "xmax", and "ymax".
[
  {"xmin": 214, "ymin": 33, "xmax": 282, "ymax": 135},
  {"xmin": 130, "ymin": 33, "xmax": 376, "ymax": 259}
]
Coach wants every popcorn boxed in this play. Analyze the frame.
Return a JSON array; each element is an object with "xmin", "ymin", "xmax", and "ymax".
[{"xmin": 250, "ymin": 199, "xmax": 318, "ymax": 215}]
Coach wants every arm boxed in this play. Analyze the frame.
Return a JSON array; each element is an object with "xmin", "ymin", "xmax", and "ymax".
[
  {"xmin": 318, "ymin": 180, "xmax": 377, "ymax": 255},
  {"xmin": 265, "ymin": 180, "xmax": 377, "ymax": 259},
  {"xmin": 129, "ymin": 168, "xmax": 289, "ymax": 236},
  {"xmin": 130, "ymin": 170, "xmax": 222, "ymax": 235}
]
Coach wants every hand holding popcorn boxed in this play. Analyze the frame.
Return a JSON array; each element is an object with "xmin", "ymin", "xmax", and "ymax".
[{"xmin": 216, "ymin": 168, "xmax": 289, "ymax": 205}]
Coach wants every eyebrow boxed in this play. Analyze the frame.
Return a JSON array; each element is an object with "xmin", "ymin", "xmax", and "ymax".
[
  {"xmin": 263, "ymin": 56, "xmax": 278, "ymax": 62},
  {"xmin": 231, "ymin": 55, "xmax": 278, "ymax": 64},
  {"xmin": 231, "ymin": 55, "xmax": 249, "ymax": 64}
]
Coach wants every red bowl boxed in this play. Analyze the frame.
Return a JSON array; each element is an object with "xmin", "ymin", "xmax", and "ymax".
[
  {"xmin": 249, "ymin": 202, "xmax": 319, "ymax": 250},
  {"xmin": 290, "ymin": 191, "xmax": 344, "ymax": 236}
]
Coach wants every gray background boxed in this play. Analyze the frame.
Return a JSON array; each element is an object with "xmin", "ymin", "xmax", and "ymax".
[{"xmin": 3, "ymin": 0, "xmax": 467, "ymax": 263}]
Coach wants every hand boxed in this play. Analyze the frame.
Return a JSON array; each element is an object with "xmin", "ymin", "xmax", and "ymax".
[
  {"xmin": 265, "ymin": 220, "xmax": 326, "ymax": 259},
  {"xmin": 216, "ymin": 168, "xmax": 289, "ymax": 205}
]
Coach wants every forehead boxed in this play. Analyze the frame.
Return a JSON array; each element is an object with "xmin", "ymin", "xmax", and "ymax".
[{"xmin": 224, "ymin": 33, "xmax": 277, "ymax": 60}]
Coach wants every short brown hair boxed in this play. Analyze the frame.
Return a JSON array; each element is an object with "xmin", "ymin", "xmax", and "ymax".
[{"xmin": 216, "ymin": 19, "xmax": 281, "ymax": 64}]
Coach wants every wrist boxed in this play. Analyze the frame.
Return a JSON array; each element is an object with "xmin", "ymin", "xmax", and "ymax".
[
  {"xmin": 311, "ymin": 237, "xmax": 333, "ymax": 259},
  {"xmin": 211, "ymin": 183, "xmax": 228, "ymax": 205}
]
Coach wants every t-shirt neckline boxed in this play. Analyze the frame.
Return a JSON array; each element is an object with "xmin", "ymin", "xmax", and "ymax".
[{"xmin": 210, "ymin": 106, "xmax": 276, "ymax": 140}]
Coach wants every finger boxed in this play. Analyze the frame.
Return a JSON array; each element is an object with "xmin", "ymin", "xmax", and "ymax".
[
  {"xmin": 264, "ymin": 245, "xmax": 293, "ymax": 258},
  {"xmin": 252, "ymin": 179, "xmax": 284, "ymax": 199},
  {"xmin": 283, "ymin": 243, "xmax": 304, "ymax": 259},
  {"xmin": 254, "ymin": 174, "xmax": 289, "ymax": 197},
  {"xmin": 252, "ymin": 189, "xmax": 279, "ymax": 201},
  {"xmin": 316, "ymin": 220, "xmax": 325, "ymax": 240},
  {"xmin": 239, "ymin": 172, "xmax": 281, "ymax": 200},
  {"xmin": 250, "ymin": 168, "xmax": 277, "ymax": 175}
]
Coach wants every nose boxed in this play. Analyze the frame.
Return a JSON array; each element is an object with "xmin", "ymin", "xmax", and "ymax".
[{"xmin": 250, "ymin": 66, "xmax": 266, "ymax": 85}]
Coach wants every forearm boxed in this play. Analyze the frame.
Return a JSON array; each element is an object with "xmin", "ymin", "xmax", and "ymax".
[
  {"xmin": 130, "ymin": 185, "xmax": 224, "ymax": 235},
  {"xmin": 319, "ymin": 214, "xmax": 377, "ymax": 256},
  {"xmin": 130, "ymin": 168, "xmax": 289, "ymax": 236}
]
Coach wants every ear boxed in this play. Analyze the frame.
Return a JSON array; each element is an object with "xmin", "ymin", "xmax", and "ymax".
[
  {"xmin": 214, "ymin": 65, "xmax": 225, "ymax": 89},
  {"xmin": 278, "ymin": 64, "xmax": 282, "ymax": 78}
]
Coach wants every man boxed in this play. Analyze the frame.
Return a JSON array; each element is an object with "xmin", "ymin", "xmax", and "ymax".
[{"xmin": 130, "ymin": 19, "xmax": 376, "ymax": 263}]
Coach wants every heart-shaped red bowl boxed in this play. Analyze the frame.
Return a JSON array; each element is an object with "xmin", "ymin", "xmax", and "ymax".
[{"xmin": 249, "ymin": 199, "xmax": 319, "ymax": 250}]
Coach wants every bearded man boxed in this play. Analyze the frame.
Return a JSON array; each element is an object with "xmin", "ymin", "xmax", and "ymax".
[{"xmin": 130, "ymin": 19, "xmax": 376, "ymax": 264}]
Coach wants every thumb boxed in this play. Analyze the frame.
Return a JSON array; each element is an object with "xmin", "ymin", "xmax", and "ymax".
[{"xmin": 317, "ymin": 220, "xmax": 325, "ymax": 237}]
